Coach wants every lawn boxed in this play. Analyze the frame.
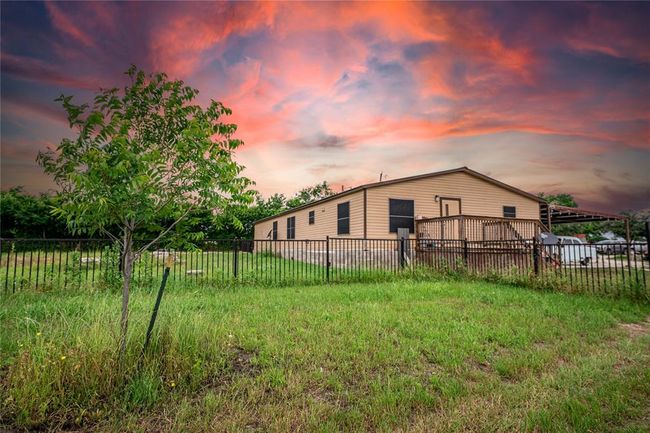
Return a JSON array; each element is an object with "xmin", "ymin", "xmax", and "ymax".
[{"xmin": 1, "ymin": 280, "xmax": 649, "ymax": 432}]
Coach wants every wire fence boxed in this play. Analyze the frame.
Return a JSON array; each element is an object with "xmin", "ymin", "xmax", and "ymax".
[{"xmin": 1, "ymin": 237, "xmax": 648, "ymax": 299}]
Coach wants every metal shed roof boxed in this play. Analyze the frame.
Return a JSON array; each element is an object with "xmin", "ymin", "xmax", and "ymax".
[{"xmin": 545, "ymin": 204, "xmax": 627, "ymax": 224}]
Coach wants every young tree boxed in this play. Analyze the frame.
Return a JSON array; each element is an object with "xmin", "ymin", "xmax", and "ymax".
[{"xmin": 38, "ymin": 66, "xmax": 254, "ymax": 356}]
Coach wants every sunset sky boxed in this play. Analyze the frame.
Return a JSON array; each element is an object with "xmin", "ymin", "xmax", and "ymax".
[{"xmin": 1, "ymin": 1, "xmax": 648, "ymax": 212}]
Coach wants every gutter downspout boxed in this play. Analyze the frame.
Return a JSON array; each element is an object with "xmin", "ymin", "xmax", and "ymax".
[{"xmin": 363, "ymin": 188, "xmax": 367, "ymax": 239}]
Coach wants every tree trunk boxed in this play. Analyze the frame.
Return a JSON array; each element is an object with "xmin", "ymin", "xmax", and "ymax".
[{"xmin": 119, "ymin": 230, "xmax": 134, "ymax": 360}]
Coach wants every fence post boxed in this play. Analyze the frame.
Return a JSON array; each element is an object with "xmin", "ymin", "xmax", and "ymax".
[
  {"xmin": 625, "ymin": 219, "xmax": 632, "ymax": 277},
  {"xmin": 532, "ymin": 236, "xmax": 539, "ymax": 276},
  {"xmin": 140, "ymin": 265, "xmax": 170, "ymax": 361},
  {"xmin": 232, "ymin": 239, "xmax": 239, "ymax": 279},
  {"xmin": 326, "ymin": 236, "xmax": 330, "ymax": 283},
  {"xmin": 462, "ymin": 238, "xmax": 468, "ymax": 267},
  {"xmin": 3, "ymin": 240, "xmax": 11, "ymax": 293},
  {"xmin": 641, "ymin": 220, "xmax": 650, "ymax": 263}
]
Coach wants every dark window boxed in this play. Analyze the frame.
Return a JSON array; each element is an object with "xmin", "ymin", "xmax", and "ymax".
[
  {"xmin": 389, "ymin": 199, "xmax": 415, "ymax": 233},
  {"xmin": 286, "ymin": 216, "xmax": 296, "ymax": 239},
  {"xmin": 337, "ymin": 202, "xmax": 350, "ymax": 235},
  {"xmin": 503, "ymin": 206, "xmax": 517, "ymax": 218},
  {"xmin": 272, "ymin": 221, "xmax": 278, "ymax": 240},
  {"xmin": 308, "ymin": 210, "xmax": 315, "ymax": 225}
]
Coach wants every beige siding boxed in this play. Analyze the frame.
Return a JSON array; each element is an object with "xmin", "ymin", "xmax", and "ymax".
[
  {"xmin": 253, "ymin": 171, "xmax": 541, "ymax": 240},
  {"xmin": 365, "ymin": 171, "xmax": 540, "ymax": 239},
  {"xmin": 253, "ymin": 190, "xmax": 365, "ymax": 240}
]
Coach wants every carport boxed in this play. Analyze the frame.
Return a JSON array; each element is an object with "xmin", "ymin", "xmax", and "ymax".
[{"xmin": 540, "ymin": 203, "xmax": 630, "ymax": 242}]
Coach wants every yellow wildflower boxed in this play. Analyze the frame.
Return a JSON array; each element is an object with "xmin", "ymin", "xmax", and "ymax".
[
  {"xmin": 36, "ymin": 332, "xmax": 42, "ymax": 336},
  {"xmin": 60, "ymin": 355, "xmax": 66, "ymax": 360}
]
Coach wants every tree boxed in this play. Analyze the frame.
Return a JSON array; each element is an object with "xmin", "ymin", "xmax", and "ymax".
[
  {"xmin": 538, "ymin": 192, "xmax": 577, "ymax": 208},
  {"xmin": 37, "ymin": 66, "xmax": 254, "ymax": 356},
  {"xmin": 208, "ymin": 182, "xmax": 334, "ymax": 239},
  {"xmin": 0, "ymin": 188, "xmax": 69, "ymax": 238},
  {"xmin": 286, "ymin": 181, "xmax": 335, "ymax": 208},
  {"xmin": 165, "ymin": 181, "xmax": 335, "ymax": 240},
  {"xmin": 599, "ymin": 209, "xmax": 649, "ymax": 240},
  {"xmin": 211, "ymin": 193, "xmax": 288, "ymax": 238}
]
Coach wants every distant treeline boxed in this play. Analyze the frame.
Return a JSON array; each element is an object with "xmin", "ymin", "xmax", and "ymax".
[
  {"xmin": 0, "ymin": 182, "xmax": 336, "ymax": 240},
  {"xmin": 1, "ymin": 187, "xmax": 645, "ymax": 241}
]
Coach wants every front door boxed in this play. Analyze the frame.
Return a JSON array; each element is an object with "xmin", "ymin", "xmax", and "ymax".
[
  {"xmin": 439, "ymin": 198, "xmax": 461, "ymax": 239},
  {"xmin": 440, "ymin": 198, "xmax": 461, "ymax": 216}
]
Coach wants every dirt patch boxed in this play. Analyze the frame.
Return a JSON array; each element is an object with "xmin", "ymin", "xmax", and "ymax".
[
  {"xmin": 231, "ymin": 346, "xmax": 259, "ymax": 375},
  {"xmin": 244, "ymin": 419, "xmax": 263, "ymax": 432},
  {"xmin": 472, "ymin": 360, "xmax": 493, "ymax": 373},
  {"xmin": 309, "ymin": 386, "xmax": 349, "ymax": 409},
  {"xmin": 199, "ymin": 347, "xmax": 259, "ymax": 390},
  {"xmin": 419, "ymin": 354, "xmax": 444, "ymax": 379},
  {"xmin": 533, "ymin": 341, "xmax": 548, "ymax": 350},
  {"xmin": 620, "ymin": 316, "xmax": 650, "ymax": 338}
]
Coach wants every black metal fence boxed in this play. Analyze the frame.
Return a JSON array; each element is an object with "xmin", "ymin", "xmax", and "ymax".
[{"xmin": 1, "ymin": 237, "xmax": 648, "ymax": 299}]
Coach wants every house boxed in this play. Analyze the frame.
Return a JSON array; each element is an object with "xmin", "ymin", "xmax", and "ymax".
[{"xmin": 253, "ymin": 167, "xmax": 545, "ymax": 241}]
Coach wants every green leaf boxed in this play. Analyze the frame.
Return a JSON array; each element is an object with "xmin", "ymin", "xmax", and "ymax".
[{"xmin": 37, "ymin": 66, "xmax": 254, "ymax": 243}]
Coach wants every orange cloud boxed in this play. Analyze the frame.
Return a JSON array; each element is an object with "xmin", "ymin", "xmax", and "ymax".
[
  {"xmin": 148, "ymin": 2, "xmax": 277, "ymax": 76},
  {"xmin": 2, "ymin": 1, "xmax": 648, "ymax": 211}
]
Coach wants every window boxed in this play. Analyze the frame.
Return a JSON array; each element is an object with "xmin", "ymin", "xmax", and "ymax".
[
  {"xmin": 286, "ymin": 216, "xmax": 296, "ymax": 239},
  {"xmin": 308, "ymin": 210, "xmax": 315, "ymax": 225},
  {"xmin": 503, "ymin": 206, "xmax": 517, "ymax": 218},
  {"xmin": 337, "ymin": 202, "xmax": 350, "ymax": 235},
  {"xmin": 272, "ymin": 221, "xmax": 278, "ymax": 240},
  {"xmin": 389, "ymin": 199, "xmax": 415, "ymax": 233}
]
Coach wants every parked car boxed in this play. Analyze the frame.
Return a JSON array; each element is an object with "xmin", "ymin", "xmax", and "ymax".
[
  {"xmin": 595, "ymin": 239, "xmax": 627, "ymax": 255},
  {"xmin": 629, "ymin": 240, "xmax": 648, "ymax": 255},
  {"xmin": 552, "ymin": 236, "xmax": 597, "ymax": 266}
]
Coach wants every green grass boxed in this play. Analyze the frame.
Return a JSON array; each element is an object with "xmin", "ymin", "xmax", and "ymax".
[{"xmin": 1, "ymin": 280, "xmax": 649, "ymax": 432}]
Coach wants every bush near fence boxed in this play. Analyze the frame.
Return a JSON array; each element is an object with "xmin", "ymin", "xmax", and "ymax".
[{"xmin": 0, "ymin": 237, "xmax": 648, "ymax": 301}]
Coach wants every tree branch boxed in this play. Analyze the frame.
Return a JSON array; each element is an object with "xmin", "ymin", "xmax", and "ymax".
[
  {"xmin": 101, "ymin": 228, "xmax": 123, "ymax": 246},
  {"xmin": 133, "ymin": 205, "xmax": 194, "ymax": 260}
]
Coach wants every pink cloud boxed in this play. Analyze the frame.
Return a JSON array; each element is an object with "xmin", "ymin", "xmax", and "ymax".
[
  {"xmin": 147, "ymin": 2, "xmax": 277, "ymax": 76},
  {"xmin": 45, "ymin": 1, "xmax": 95, "ymax": 48},
  {"xmin": 2, "ymin": 2, "xmax": 648, "ymax": 211}
]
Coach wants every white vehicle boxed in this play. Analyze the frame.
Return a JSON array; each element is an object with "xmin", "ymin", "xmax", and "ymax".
[{"xmin": 556, "ymin": 236, "xmax": 597, "ymax": 266}]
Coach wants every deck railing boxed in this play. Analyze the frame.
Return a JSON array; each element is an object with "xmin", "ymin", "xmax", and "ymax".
[{"xmin": 416, "ymin": 215, "xmax": 545, "ymax": 242}]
